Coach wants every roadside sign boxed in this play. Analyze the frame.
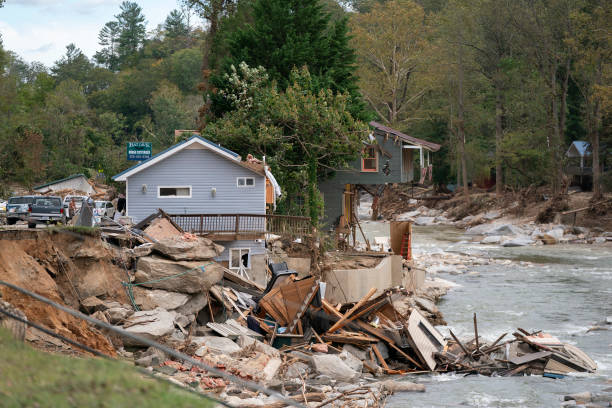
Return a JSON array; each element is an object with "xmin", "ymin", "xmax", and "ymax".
[{"xmin": 127, "ymin": 142, "xmax": 152, "ymax": 161}]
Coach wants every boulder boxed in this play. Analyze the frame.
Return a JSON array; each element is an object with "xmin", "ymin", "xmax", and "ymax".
[
  {"xmin": 339, "ymin": 349, "xmax": 363, "ymax": 373},
  {"xmin": 80, "ymin": 296, "xmax": 107, "ymax": 313},
  {"xmin": 262, "ymin": 357, "xmax": 283, "ymax": 382},
  {"xmin": 483, "ymin": 210, "xmax": 501, "ymax": 220},
  {"xmin": 414, "ymin": 217, "xmax": 435, "ymax": 226},
  {"xmin": 415, "ymin": 297, "xmax": 439, "ymax": 315},
  {"xmin": 502, "ymin": 236, "xmax": 534, "ymax": 247},
  {"xmin": 193, "ymin": 336, "xmax": 241, "ymax": 355},
  {"xmin": 175, "ymin": 292, "xmax": 209, "ymax": 316},
  {"xmin": 377, "ymin": 380, "xmax": 426, "ymax": 393},
  {"xmin": 132, "ymin": 243, "xmax": 154, "ymax": 258},
  {"xmin": 538, "ymin": 234, "xmax": 558, "ymax": 245},
  {"xmin": 486, "ymin": 224, "xmax": 523, "ymax": 236},
  {"xmin": 312, "ymin": 354, "xmax": 359, "ymax": 382},
  {"xmin": 237, "ymin": 335, "xmax": 280, "ymax": 358},
  {"xmin": 153, "ymin": 235, "xmax": 224, "ymax": 261},
  {"xmin": 133, "ymin": 288, "xmax": 191, "ymax": 310},
  {"xmin": 285, "ymin": 362, "xmax": 310, "ymax": 379},
  {"xmin": 342, "ymin": 344, "xmax": 369, "ymax": 361},
  {"xmin": 135, "ymin": 347, "xmax": 167, "ymax": 367},
  {"xmin": 547, "ymin": 228, "xmax": 565, "ymax": 240},
  {"xmin": 135, "ymin": 256, "xmax": 224, "ymax": 293},
  {"xmin": 122, "ymin": 308, "xmax": 176, "ymax": 345},
  {"xmin": 481, "ymin": 235, "xmax": 502, "ymax": 244},
  {"xmin": 106, "ymin": 307, "xmax": 132, "ymax": 324}
]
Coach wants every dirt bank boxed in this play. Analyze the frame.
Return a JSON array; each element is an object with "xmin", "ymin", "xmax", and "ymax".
[{"xmin": 0, "ymin": 229, "xmax": 128, "ymax": 355}]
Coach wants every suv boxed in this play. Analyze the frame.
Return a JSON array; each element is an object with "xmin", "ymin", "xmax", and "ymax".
[
  {"xmin": 6, "ymin": 196, "xmax": 35, "ymax": 225},
  {"xmin": 93, "ymin": 200, "xmax": 115, "ymax": 223},
  {"xmin": 63, "ymin": 195, "xmax": 90, "ymax": 218},
  {"xmin": 27, "ymin": 196, "xmax": 66, "ymax": 228}
]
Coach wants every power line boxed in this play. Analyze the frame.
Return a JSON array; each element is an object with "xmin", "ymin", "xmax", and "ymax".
[{"xmin": 0, "ymin": 280, "xmax": 307, "ymax": 408}]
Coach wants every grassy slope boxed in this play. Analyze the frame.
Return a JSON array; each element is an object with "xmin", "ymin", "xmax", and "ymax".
[{"xmin": 0, "ymin": 329, "xmax": 213, "ymax": 408}]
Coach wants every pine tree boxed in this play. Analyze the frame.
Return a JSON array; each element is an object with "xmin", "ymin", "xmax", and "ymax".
[
  {"xmin": 213, "ymin": 0, "xmax": 363, "ymax": 117},
  {"xmin": 164, "ymin": 10, "xmax": 189, "ymax": 39},
  {"xmin": 116, "ymin": 1, "xmax": 147, "ymax": 66},
  {"xmin": 94, "ymin": 21, "xmax": 120, "ymax": 71}
]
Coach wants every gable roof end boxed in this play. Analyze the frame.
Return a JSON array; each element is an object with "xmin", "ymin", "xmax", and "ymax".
[
  {"xmin": 112, "ymin": 135, "xmax": 245, "ymax": 182},
  {"xmin": 369, "ymin": 121, "xmax": 441, "ymax": 152},
  {"xmin": 34, "ymin": 173, "xmax": 88, "ymax": 190}
]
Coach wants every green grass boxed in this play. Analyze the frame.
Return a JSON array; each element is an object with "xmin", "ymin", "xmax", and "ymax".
[{"xmin": 0, "ymin": 329, "xmax": 213, "ymax": 408}]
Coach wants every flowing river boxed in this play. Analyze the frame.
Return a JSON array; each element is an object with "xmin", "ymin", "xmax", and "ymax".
[{"xmin": 359, "ymin": 218, "xmax": 612, "ymax": 407}]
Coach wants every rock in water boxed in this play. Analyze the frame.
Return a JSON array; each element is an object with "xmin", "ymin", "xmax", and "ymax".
[
  {"xmin": 122, "ymin": 308, "xmax": 176, "ymax": 345},
  {"xmin": 312, "ymin": 354, "xmax": 359, "ymax": 382},
  {"xmin": 153, "ymin": 236, "xmax": 224, "ymax": 261},
  {"xmin": 135, "ymin": 256, "xmax": 224, "ymax": 293}
]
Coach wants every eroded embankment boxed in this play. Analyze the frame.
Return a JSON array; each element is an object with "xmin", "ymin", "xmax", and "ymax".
[{"xmin": 0, "ymin": 229, "xmax": 128, "ymax": 355}]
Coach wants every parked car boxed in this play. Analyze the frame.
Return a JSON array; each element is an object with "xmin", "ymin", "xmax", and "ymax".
[
  {"xmin": 27, "ymin": 196, "xmax": 66, "ymax": 228},
  {"xmin": 93, "ymin": 200, "xmax": 115, "ymax": 223},
  {"xmin": 62, "ymin": 195, "xmax": 90, "ymax": 218},
  {"xmin": 6, "ymin": 196, "xmax": 35, "ymax": 225}
]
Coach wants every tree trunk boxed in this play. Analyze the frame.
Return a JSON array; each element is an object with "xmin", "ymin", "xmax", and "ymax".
[
  {"xmin": 307, "ymin": 156, "xmax": 319, "ymax": 226},
  {"xmin": 550, "ymin": 61, "xmax": 561, "ymax": 195},
  {"xmin": 197, "ymin": 1, "xmax": 223, "ymax": 129},
  {"xmin": 558, "ymin": 58, "xmax": 570, "ymax": 193},
  {"xmin": 457, "ymin": 46, "xmax": 469, "ymax": 202},
  {"xmin": 495, "ymin": 87, "xmax": 503, "ymax": 198},
  {"xmin": 592, "ymin": 97, "xmax": 602, "ymax": 199}
]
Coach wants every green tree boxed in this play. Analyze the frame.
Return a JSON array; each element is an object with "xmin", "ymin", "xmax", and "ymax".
[
  {"xmin": 350, "ymin": 0, "xmax": 431, "ymax": 127},
  {"xmin": 116, "ymin": 1, "xmax": 147, "ymax": 67},
  {"xmin": 205, "ymin": 66, "xmax": 367, "ymax": 224},
  {"xmin": 95, "ymin": 21, "xmax": 121, "ymax": 71},
  {"xmin": 214, "ymin": 0, "xmax": 362, "ymax": 117},
  {"xmin": 164, "ymin": 10, "xmax": 190, "ymax": 39},
  {"xmin": 52, "ymin": 44, "xmax": 93, "ymax": 84}
]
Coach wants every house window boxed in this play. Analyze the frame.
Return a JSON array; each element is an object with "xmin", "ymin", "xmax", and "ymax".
[
  {"xmin": 158, "ymin": 186, "xmax": 192, "ymax": 198},
  {"xmin": 230, "ymin": 248, "xmax": 251, "ymax": 269},
  {"xmin": 362, "ymin": 145, "xmax": 378, "ymax": 172},
  {"xmin": 237, "ymin": 177, "xmax": 255, "ymax": 187}
]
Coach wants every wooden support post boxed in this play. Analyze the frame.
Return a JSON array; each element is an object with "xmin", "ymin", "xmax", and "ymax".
[{"xmin": 449, "ymin": 329, "xmax": 471, "ymax": 358}]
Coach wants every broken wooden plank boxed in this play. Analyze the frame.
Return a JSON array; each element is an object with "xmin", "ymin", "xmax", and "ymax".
[
  {"xmin": 406, "ymin": 309, "xmax": 446, "ymax": 371},
  {"xmin": 372, "ymin": 344, "xmax": 390, "ymax": 371},
  {"xmin": 327, "ymin": 287, "xmax": 377, "ymax": 334}
]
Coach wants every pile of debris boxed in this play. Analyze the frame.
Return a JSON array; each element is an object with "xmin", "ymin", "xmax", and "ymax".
[{"xmin": 436, "ymin": 315, "xmax": 597, "ymax": 378}]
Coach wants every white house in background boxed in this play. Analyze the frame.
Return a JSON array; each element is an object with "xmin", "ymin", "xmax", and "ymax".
[{"xmin": 33, "ymin": 174, "xmax": 95, "ymax": 195}]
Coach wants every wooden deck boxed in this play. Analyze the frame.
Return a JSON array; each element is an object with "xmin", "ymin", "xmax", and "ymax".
[{"xmin": 166, "ymin": 213, "xmax": 311, "ymax": 240}]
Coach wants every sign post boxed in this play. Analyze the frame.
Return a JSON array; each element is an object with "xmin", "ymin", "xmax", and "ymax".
[{"xmin": 127, "ymin": 142, "xmax": 152, "ymax": 161}]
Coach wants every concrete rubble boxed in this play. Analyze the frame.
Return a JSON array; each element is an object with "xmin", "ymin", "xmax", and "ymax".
[{"xmin": 0, "ymin": 204, "xmax": 604, "ymax": 408}]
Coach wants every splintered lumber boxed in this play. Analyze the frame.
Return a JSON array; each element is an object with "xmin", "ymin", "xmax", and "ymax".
[
  {"xmin": 327, "ymin": 287, "xmax": 377, "ymax": 333},
  {"xmin": 449, "ymin": 329, "xmax": 470, "ymax": 357},
  {"xmin": 473, "ymin": 313, "xmax": 480, "ymax": 351},
  {"xmin": 260, "ymin": 276, "xmax": 318, "ymax": 329},
  {"xmin": 387, "ymin": 342, "xmax": 424, "ymax": 370},
  {"xmin": 372, "ymin": 344, "xmax": 390, "ymax": 371},
  {"xmin": 322, "ymin": 332, "xmax": 378, "ymax": 345},
  {"xmin": 481, "ymin": 332, "xmax": 507, "ymax": 353}
]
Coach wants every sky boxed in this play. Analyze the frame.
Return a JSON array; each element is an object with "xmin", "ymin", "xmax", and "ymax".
[{"xmin": 0, "ymin": 0, "xmax": 181, "ymax": 66}]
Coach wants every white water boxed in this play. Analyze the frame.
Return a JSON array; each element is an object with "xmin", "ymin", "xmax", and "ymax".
[{"xmin": 357, "ymin": 195, "xmax": 612, "ymax": 407}]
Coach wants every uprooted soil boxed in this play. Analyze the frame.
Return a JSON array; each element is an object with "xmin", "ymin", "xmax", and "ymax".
[
  {"xmin": 380, "ymin": 183, "xmax": 612, "ymax": 230},
  {"xmin": 0, "ymin": 229, "xmax": 129, "ymax": 355}
]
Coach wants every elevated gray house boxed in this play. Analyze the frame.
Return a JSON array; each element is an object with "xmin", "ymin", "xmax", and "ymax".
[
  {"xmin": 319, "ymin": 121, "xmax": 441, "ymax": 228},
  {"xmin": 112, "ymin": 135, "xmax": 303, "ymax": 285}
]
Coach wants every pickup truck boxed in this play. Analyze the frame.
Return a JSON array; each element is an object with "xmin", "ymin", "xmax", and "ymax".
[
  {"xmin": 6, "ymin": 196, "xmax": 35, "ymax": 225},
  {"xmin": 27, "ymin": 196, "xmax": 66, "ymax": 228}
]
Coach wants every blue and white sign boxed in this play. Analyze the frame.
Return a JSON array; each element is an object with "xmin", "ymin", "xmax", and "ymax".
[{"xmin": 127, "ymin": 142, "xmax": 152, "ymax": 161}]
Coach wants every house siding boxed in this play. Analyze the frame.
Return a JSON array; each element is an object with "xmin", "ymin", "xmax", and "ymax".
[
  {"xmin": 34, "ymin": 176, "xmax": 94, "ymax": 195},
  {"xmin": 319, "ymin": 132, "xmax": 412, "ymax": 227},
  {"xmin": 126, "ymin": 147, "xmax": 265, "ymax": 223}
]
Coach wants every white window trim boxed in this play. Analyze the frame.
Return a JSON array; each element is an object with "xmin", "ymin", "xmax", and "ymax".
[
  {"xmin": 229, "ymin": 248, "xmax": 251, "ymax": 270},
  {"xmin": 157, "ymin": 185, "xmax": 192, "ymax": 199},
  {"xmin": 237, "ymin": 177, "xmax": 255, "ymax": 187}
]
